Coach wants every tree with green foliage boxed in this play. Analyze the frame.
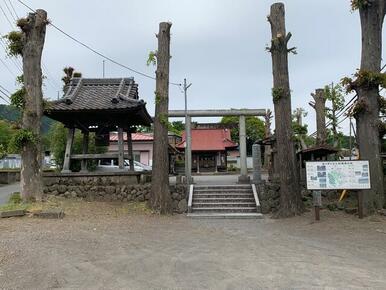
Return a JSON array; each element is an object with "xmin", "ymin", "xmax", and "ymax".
[
  {"xmin": 0, "ymin": 120, "xmax": 16, "ymax": 156},
  {"xmin": 62, "ymin": 66, "xmax": 82, "ymax": 93},
  {"xmin": 48, "ymin": 122, "xmax": 106, "ymax": 171},
  {"xmin": 324, "ymin": 83, "xmax": 345, "ymax": 147},
  {"xmin": 168, "ymin": 121, "xmax": 184, "ymax": 135},
  {"xmin": 221, "ymin": 115, "xmax": 265, "ymax": 155}
]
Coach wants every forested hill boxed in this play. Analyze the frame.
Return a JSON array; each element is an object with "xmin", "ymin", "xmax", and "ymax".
[{"xmin": 0, "ymin": 104, "xmax": 55, "ymax": 133}]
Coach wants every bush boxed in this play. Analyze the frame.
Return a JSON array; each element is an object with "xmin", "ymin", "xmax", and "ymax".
[{"xmin": 8, "ymin": 192, "xmax": 22, "ymax": 204}]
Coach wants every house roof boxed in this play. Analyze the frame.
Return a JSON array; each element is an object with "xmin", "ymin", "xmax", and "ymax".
[
  {"xmin": 44, "ymin": 77, "xmax": 152, "ymax": 128},
  {"xmin": 110, "ymin": 132, "xmax": 154, "ymax": 142},
  {"xmin": 176, "ymin": 129, "xmax": 238, "ymax": 151}
]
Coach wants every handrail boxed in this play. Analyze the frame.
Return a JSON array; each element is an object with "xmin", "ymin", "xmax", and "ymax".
[
  {"xmin": 251, "ymin": 184, "xmax": 261, "ymax": 213},
  {"xmin": 188, "ymin": 184, "xmax": 194, "ymax": 213}
]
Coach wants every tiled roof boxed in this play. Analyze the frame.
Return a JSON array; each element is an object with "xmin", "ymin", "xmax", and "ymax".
[
  {"xmin": 110, "ymin": 132, "xmax": 154, "ymax": 142},
  {"xmin": 49, "ymin": 78, "xmax": 144, "ymax": 111},
  {"xmin": 176, "ymin": 129, "xmax": 238, "ymax": 151}
]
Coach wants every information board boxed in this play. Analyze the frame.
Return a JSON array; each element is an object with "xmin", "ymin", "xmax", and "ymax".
[{"xmin": 305, "ymin": 160, "xmax": 371, "ymax": 190}]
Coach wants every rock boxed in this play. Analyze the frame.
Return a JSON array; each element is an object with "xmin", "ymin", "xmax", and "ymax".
[
  {"xmin": 326, "ymin": 203, "xmax": 337, "ymax": 211},
  {"xmin": 260, "ymin": 202, "xmax": 271, "ymax": 214},
  {"xmin": 105, "ymin": 186, "xmax": 115, "ymax": 195},
  {"xmin": 0, "ymin": 209, "xmax": 25, "ymax": 218},
  {"xmin": 378, "ymin": 209, "xmax": 386, "ymax": 216},
  {"xmin": 51, "ymin": 190, "xmax": 59, "ymax": 196},
  {"xmin": 267, "ymin": 182, "xmax": 280, "ymax": 192},
  {"xmin": 138, "ymin": 195, "xmax": 145, "ymax": 202},
  {"xmin": 70, "ymin": 191, "xmax": 77, "ymax": 198},
  {"xmin": 345, "ymin": 207, "xmax": 357, "ymax": 215},
  {"xmin": 33, "ymin": 208, "xmax": 64, "ymax": 219},
  {"xmin": 172, "ymin": 191, "xmax": 179, "ymax": 200},
  {"xmin": 58, "ymin": 185, "xmax": 67, "ymax": 194},
  {"xmin": 177, "ymin": 199, "xmax": 188, "ymax": 213},
  {"xmin": 64, "ymin": 191, "xmax": 71, "ymax": 198}
]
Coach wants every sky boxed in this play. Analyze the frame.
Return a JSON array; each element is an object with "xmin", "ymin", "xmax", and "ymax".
[{"xmin": 0, "ymin": 0, "xmax": 385, "ymax": 136}]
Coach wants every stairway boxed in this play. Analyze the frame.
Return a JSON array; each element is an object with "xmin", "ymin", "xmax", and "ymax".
[{"xmin": 187, "ymin": 184, "xmax": 262, "ymax": 218}]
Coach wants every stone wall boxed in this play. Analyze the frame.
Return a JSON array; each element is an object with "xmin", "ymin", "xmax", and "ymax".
[
  {"xmin": 0, "ymin": 171, "xmax": 20, "ymax": 184},
  {"xmin": 43, "ymin": 172, "xmax": 188, "ymax": 213},
  {"xmin": 255, "ymin": 182, "xmax": 280, "ymax": 214}
]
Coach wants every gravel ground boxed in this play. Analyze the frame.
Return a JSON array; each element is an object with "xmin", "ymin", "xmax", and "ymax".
[{"xmin": 1, "ymin": 200, "xmax": 386, "ymax": 289}]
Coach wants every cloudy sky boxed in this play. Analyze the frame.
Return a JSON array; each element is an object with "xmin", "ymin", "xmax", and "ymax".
[{"xmin": 0, "ymin": 0, "xmax": 385, "ymax": 135}]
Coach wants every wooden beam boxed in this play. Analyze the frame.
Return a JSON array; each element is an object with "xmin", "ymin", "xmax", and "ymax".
[
  {"xmin": 70, "ymin": 153, "xmax": 131, "ymax": 160},
  {"xmin": 127, "ymin": 130, "xmax": 135, "ymax": 171},
  {"xmin": 80, "ymin": 131, "xmax": 89, "ymax": 172},
  {"xmin": 62, "ymin": 128, "xmax": 75, "ymax": 173},
  {"xmin": 118, "ymin": 127, "xmax": 124, "ymax": 169}
]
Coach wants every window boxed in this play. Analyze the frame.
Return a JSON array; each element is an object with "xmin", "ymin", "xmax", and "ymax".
[
  {"xmin": 133, "ymin": 151, "xmax": 141, "ymax": 162},
  {"xmin": 100, "ymin": 159, "xmax": 112, "ymax": 166}
]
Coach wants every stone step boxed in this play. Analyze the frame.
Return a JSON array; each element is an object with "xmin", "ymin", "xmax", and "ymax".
[
  {"xmin": 194, "ymin": 184, "xmax": 252, "ymax": 189},
  {"xmin": 194, "ymin": 190, "xmax": 253, "ymax": 194},
  {"xmin": 194, "ymin": 193, "xmax": 254, "ymax": 198},
  {"xmin": 193, "ymin": 197, "xmax": 256, "ymax": 203},
  {"xmin": 192, "ymin": 207, "xmax": 257, "ymax": 213},
  {"xmin": 187, "ymin": 212, "xmax": 263, "ymax": 219},
  {"xmin": 193, "ymin": 202, "xmax": 256, "ymax": 208}
]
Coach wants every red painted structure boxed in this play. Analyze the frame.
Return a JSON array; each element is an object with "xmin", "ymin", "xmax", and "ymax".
[{"xmin": 177, "ymin": 129, "xmax": 238, "ymax": 172}]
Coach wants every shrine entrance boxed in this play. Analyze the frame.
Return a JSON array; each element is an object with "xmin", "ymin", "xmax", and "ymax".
[{"xmin": 168, "ymin": 109, "xmax": 266, "ymax": 185}]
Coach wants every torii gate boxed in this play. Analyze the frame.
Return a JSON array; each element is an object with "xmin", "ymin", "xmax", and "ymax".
[{"xmin": 168, "ymin": 109, "xmax": 266, "ymax": 184}]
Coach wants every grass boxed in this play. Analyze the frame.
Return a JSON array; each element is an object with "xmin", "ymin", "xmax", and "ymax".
[
  {"xmin": 0, "ymin": 202, "xmax": 30, "ymax": 211},
  {"xmin": 0, "ymin": 192, "xmax": 154, "ymax": 218},
  {"xmin": 0, "ymin": 192, "xmax": 30, "ymax": 212}
]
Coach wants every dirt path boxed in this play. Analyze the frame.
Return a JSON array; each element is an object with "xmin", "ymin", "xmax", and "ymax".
[{"xmin": 1, "ymin": 201, "xmax": 386, "ymax": 289}]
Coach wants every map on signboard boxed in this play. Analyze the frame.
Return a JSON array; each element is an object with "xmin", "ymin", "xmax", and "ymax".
[{"xmin": 305, "ymin": 160, "xmax": 371, "ymax": 190}]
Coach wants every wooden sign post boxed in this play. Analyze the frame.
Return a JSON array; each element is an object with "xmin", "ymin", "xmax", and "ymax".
[{"xmin": 313, "ymin": 190, "xmax": 322, "ymax": 221}]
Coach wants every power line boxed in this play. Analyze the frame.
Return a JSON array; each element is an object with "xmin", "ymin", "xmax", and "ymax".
[
  {"xmin": 0, "ymin": 57, "xmax": 16, "ymax": 76},
  {"xmin": 16, "ymin": 0, "xmax": 182, "ymax": 87},
  {"xmin": 8, "ymin": 0, "xmax": 18, "ymax": 19},
  {"xmin": 0, "ymin": 88, "xmax": 10, "ymax": 104},
  {"xmin": 0, "ymin": 83, "xmax": 11, "ymax": 94},
  {"xmin": 3, "ymin": 0, "xmax": 16, "ymax": 22},
  {"xmin": 0, "ymin": 3, "xmax": 13, "ymax": 28},
  {"xmin": 0, "ymin": 37, "xmax": 23, "ymax": 74}
]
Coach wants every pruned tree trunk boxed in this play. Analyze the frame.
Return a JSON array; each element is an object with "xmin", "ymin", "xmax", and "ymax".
[
  {"xmin": 20, "ymin": 10, "xmax": 47, "ymax": 201},
  {"xmin": 293, "ymin": 108, "xmax": 308, "ymax": 150},
  {"xmin": 310, "ymin": 88, "xmax": 327, "ymax": 145},
  {"xmin": 263, "ymin": 109, "xmax": 273, "ymax": 169},
  {"xmin": 355, "ymin": 0, "xmax": 386, "ymax": 214},
  {"xmin": 150, "ymin": 22, "xmax": 173, "ymax": 214},
  {"xmin": 268, "ymin": 3, "xmax": 304, "ymax": 217}
]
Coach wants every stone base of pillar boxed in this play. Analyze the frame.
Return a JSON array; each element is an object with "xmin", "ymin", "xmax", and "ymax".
[
  {"xmin": 61, "ymin": 170, "xmax": 72, "ymax": 174},
  {"xmin": 252, "ymin": 178, "xmax": 263, "ymax": 185},
  {"xmin": 238, "ymin": 175, "xmax": 251, "ymax": 184}
]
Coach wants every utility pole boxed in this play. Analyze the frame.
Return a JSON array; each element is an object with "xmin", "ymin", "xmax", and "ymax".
[
  {"xmin": 183, "ymin": 78, "xmax": 192, "ymax": 184},
  {"xmin": 102, "ymin": 60, "xmax": 105, "ymax": 78}
]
